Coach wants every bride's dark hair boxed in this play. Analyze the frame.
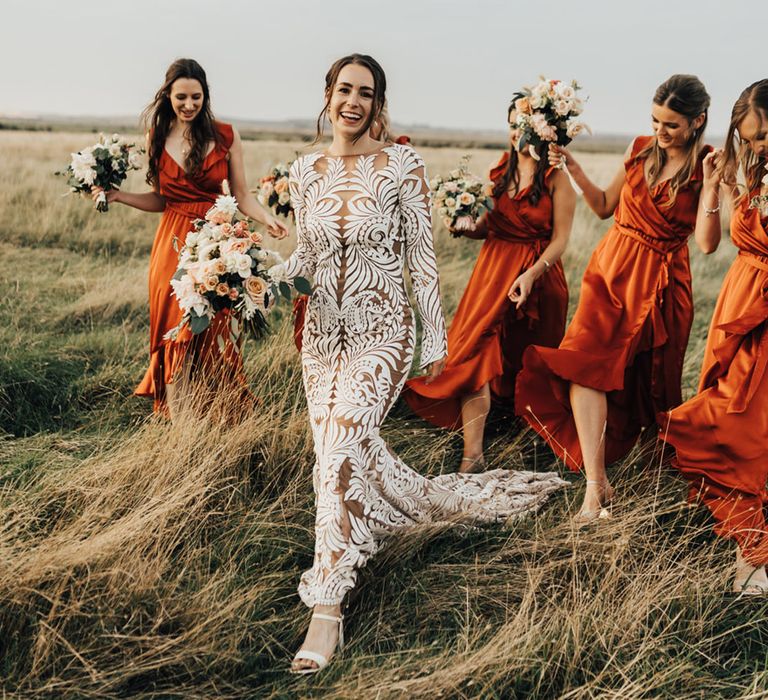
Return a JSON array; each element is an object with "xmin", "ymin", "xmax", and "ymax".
[
  {"xmin": 141, "ymin": 58, "xmax": 221, "ymax": 187},
  {"xmin": 315, "ymin": 54, "xmax": 387, "ymax": 144}
]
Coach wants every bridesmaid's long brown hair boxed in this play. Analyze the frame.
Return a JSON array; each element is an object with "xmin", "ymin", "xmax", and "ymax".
[
  {"xmin": 636, "ymin": 74, "xmax": 710, "ymax": 206},
  {"xmin": 492, "ymin": 103, "xmax": 549, "ymax": 205},
  {"xmin": 722, "ymin": 79, "xmax": 768, "ymax": 201},
  {"xmin": 315, "ymin": 54, "xmax": 387, "ymax": 144},
  {"xmin": 141, "ymin": 58, "xmax": 221, "ymax": 187}
]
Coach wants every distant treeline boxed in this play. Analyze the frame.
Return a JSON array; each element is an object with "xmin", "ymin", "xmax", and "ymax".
[{"xmin": 0, "ymin": 118, "xmax": 631, "ymax": 153}]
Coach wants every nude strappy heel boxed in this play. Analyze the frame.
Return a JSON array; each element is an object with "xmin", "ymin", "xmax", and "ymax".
[
  {"xmin": 573, "ymin": 479, "xmax": 614, "ymax": 524},
  {"xmin": 290, "ymin": 612, "xmax": 344, "ymax": 675},
  {"xmin": 459, "ymin": 456, "xmax": 486, "ymax": 474}
]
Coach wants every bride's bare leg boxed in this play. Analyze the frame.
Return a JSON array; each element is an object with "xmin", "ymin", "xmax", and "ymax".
[
  {"xmin": 460, "ymin": 383, "xmax": 490, "ymax": 472},
  {"xmin": 570, "ymin": 383, "xmax": 613, "ymax": 516}
]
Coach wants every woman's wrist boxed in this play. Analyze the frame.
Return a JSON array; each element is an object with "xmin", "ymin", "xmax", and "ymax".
[{"xmin": 702, "ymin": 185, "xmax": 720, "ymax": 214}]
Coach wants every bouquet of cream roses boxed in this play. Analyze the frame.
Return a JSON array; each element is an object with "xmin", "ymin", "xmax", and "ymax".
[
  {"xmin": 166, "ymin": 184, "xmax": 311, "ymax": 349},
  {"xmin": 255, "ymin": 162, "xmax": 293, "ymax": 218},
  {"xmin": 57, "ymin": 133, "xmax": 143, "ymax": 212},
  {"xmin": 431, "ymin": 157, "xmax": 494, "ymax": 235},
  {"xmin": 512, "ymin": 78, "xmax": 589, "ymax": 163},
  {"xmin": 749, "ymin": 162, "xmax": 768, "ymax": 217}
]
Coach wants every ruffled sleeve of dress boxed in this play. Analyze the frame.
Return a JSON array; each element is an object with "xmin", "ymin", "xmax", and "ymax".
[
  {"xmin": 271, "ymin": 156, "xmax": 318, "ymax": 283},
  {"xmin": 398, "ymin": 146, "xmax": 447, "ymax": 367}
]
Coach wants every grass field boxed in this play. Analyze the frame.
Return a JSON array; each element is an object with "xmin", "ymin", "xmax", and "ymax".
[{"xmin": 1, "ymin": 130, "xmax": 765, "ymax": 699}]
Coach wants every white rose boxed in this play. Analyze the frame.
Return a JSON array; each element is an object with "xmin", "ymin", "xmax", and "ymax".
[
  {"xmin": 554, "ymin": 99, "xmax": 571, "ymax": 116},
  {"xmin": 233, "ymin": 252, "xmax": 253, "ymax": 278},
  {"xmin": 445, "ymin": 197, "xmax": 456, "ymax": 208},
  {"xmin": 72, "ymin": 166, "xmax": 96, "ymax": 185},
  {"xmin": 128, "ymin": 152, "xmax": 142, "ymax": 169},
  {"xmin": 108, "ymin": 142, "xmax": 122, "ymax": 157},
  {"xmin": 278, "ymin": 191, "xmax": 290, "ymax": 205}
]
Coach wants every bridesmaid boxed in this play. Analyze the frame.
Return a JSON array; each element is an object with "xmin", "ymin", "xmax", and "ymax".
[
  {"xmin": 516, "ymin": 74, "xmax": 721, "ymax": 521},
  {"xmin": 93, "ymin": 58, "xmax": 287, "ymax": 417},
  {"xmin": 660, "ymin": 80, "xmax": 768, "ymax": 594},
  {"xmin": 403, "ymin": 97, "xmax": 575, "ymax": 472}
]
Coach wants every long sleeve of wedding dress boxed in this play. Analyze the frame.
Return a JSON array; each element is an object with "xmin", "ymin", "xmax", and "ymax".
[{"xmin": 277, "ymin": 145, "xmax": 567, "ymax": 608}]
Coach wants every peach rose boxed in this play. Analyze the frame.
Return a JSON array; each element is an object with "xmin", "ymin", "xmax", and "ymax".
[
  {"xmin": 515, "ymin": 97, "xmax": 532, "ymax": 115},
  {"xmin": 204, "ymin": 275, "xmax": 219, "ymax": 291},
  {"xmin": 234, "ymin": 220, "xmax": 251, "ymax": 238},
  {"xmin": 220, "ymin": 223, "xmax": 233, "ymax": 235},
  {"xmin": 245, "ymin": 276, "xmax": 268, "ymax": 298},
  {"xmin": 274, "ymin": 177, "xmax": 289, "ymax": 194},
  {"xmin": 249, "ymin": 230, "xmax": 263, "ymax": 245},
  {"xmin": 228, "ymin": 288, "xmax": 239, "ymax": 300},
  {"xmin": 206, "ymin": 210, "xmax": 230, "ymax": 225},
  {"xmin": 213, "ymin": 260, "xmax": 227, "ymax": 275},
  {"xmin": 215, "ymin": 283, "xmax": 229, "ymax": 296}
]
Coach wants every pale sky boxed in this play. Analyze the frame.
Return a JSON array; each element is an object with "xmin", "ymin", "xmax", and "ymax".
[{"xmin": 2, "ymin": 0, "xmax": 766, "ymax": 137}]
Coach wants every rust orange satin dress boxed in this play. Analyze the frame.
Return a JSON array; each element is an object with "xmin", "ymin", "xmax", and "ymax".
[
  {"xmin": 517, "ymin": 136, "xmax": 710, "ymax": 471},
  {"xmin": 135, "ymin": 122, "xmax": 245, "ymax": 414},
  {"xmin": 660, "ymin": 192, "xmax": 768, "ymax": 565},
  {"xmin": 402, "ymin": 154, "xmax": 568, "ymax": 429}
]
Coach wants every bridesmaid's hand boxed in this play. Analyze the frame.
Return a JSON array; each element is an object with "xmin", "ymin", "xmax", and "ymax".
[
  {"xmin": 424, "ymin": 356, "xmax": 447, "ymax": 384},
  {"xmin": 548, "ymin": 144, "xmax": 573, "ymax": 170},
  {"xmin": 508, "ymin": 269, "xmax": 536, "ymax": 309},
  {"xmin": 90, "ymin": 186, "xmax": 121, "ymax": 206},
  {"xmin": 264, "ymin": 215, "xmax": 289, "ymax": 240},
  {"xmin": 702, "ymin": 149, "xmax": 724, "ymax": 190}
]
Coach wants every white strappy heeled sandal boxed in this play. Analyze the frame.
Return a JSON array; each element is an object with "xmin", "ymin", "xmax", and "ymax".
[{"xmin": 290, "ymin": 612, "xmax": 344, "ymax": 675}]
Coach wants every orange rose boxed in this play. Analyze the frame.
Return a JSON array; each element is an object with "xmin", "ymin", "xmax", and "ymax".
[{"xmin": 215, "ymin": 283, "xmax": 229, "ymax": 296}]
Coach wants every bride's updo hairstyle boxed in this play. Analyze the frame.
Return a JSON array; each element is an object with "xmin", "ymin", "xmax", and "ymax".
[{"xmin": 315, "ymin": 53, "xmax": 387, "ymax": 144}]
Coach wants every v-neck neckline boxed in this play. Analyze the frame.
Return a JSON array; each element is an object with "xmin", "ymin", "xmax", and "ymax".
[{"xmin": 164, "ymin": 143, "xmax": 218, "ymax": 175}]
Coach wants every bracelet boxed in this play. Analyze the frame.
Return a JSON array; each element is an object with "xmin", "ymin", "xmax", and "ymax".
[
  {"xmin": 540, "ymin": 258, "xmax": 551, "ymax": 270},
  {"xmin": 704, "ymin": 202, "xmax": 720, "ymax": 216}
]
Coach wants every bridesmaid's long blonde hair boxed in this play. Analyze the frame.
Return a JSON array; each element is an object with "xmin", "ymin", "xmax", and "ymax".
[
  {"xmin": 636, "ymin": 74, "xmax": 710, "ymax": 207},
  {"xmin": 722, "ymin": 79, "xmax": 768, "ymax": 203}
]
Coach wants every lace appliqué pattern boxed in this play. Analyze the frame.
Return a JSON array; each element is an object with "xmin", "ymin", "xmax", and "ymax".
[{"xmin": 274, "ymin": 144, "xmax": 566, "ymax": 607}]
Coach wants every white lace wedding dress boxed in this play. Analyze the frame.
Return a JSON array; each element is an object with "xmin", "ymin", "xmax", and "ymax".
[{"xmin": 273, "ymin": 144, "xmax": 567, "ymax": 607}]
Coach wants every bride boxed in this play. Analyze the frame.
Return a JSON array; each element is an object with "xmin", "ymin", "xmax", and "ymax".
[{"xmin": 272, "ymin": 53, "xmax": 567, "ymax": 674}]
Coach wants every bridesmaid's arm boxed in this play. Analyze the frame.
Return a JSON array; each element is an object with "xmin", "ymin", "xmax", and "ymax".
[
  {"xmin": 507, "ymin": 170, "xmax": 576, "ymax": 308},
  {"xmin": 226, "ymin": 128, "xmax": 288, "ymax": 239},
  {"xmin": 91, "ymin": 187, "xmax": 165, "ymax": 212},
  {"xmin": 401, "ymin": 150, "xmax": 448, "ymax": 370},
  {"xmin": 692, "ymin": 150, "xmax": 723, "ymax": 255},
  {"xmin": 549, "ymin": 142, "xmax": 629, "ymax": 219}
]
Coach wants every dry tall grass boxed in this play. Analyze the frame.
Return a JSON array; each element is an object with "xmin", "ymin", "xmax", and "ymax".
[{"xmin": 1, "ymin": 131, "xmax": 763, "ymax": 699}]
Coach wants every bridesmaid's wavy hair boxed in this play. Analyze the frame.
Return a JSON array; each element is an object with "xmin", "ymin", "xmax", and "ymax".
[
  {"xmin": 141, "ymin": 58, "xmax": 221, "ymax": 187},
  {"xmin": 722, "ymin": 79, "xmax": 768, "ymax": 203},
  {"xmin": 636, "ymin": 74, "xmax": 710, "ymax": 207},
  {"xmin": 492, "ymin": 103, "xmax": 549, "ymax": 204},
  {"xmin": 315, "ymin": 54, "xmax": 387, "ymax": 144}
]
